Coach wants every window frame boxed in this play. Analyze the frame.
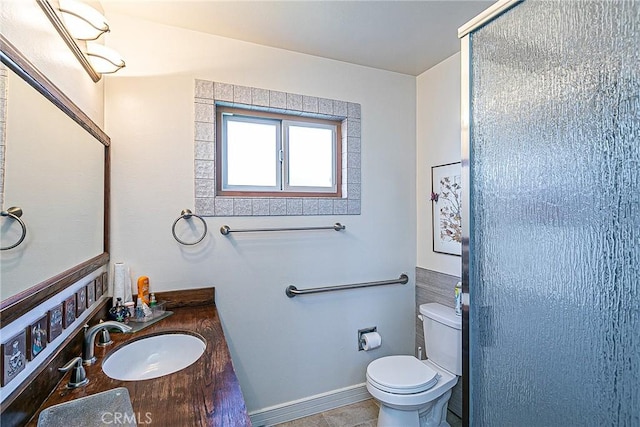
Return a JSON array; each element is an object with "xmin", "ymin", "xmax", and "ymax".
[{"xmin": 216, "ymin": 106, "xmax": 342, "ymax": 198}]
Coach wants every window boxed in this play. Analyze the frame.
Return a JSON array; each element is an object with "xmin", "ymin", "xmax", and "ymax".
[
  {"xmin": 194, "ymin": 80, "xmax": 362, "ymax": 217},
  {"xmin": 217, "ymin": 106, "xmax": 341, "ymax": 197}
]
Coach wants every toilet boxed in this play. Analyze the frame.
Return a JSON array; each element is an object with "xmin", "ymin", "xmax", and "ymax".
[{"xmin": 366, "ymin": 303, "xmax": 462, "ymax": 427}]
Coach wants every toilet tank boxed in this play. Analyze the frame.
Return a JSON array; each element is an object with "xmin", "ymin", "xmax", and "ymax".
[{"xmin": 420, "ymin": 303, "xmax": 462, "ymax": 376}]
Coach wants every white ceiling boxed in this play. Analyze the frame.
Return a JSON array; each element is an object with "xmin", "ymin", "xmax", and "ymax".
[{"xmin": 101, "ymin": 0, "xmax": 493, "ymax": 76}]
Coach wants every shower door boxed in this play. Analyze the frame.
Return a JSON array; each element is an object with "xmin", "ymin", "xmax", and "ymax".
[{"xmin": 460, "ymin": 1, "xmax": 639, "ymax": 426}]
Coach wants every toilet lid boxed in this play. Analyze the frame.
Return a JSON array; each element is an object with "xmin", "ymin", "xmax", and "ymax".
[{"xmin": 367, "ymin": 355, "xmax": 439, "ymax": 394}]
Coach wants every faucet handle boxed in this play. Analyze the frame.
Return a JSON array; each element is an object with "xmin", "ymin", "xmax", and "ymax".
[
  {"xmin": 96, "ymin": 320, "xmax": 113, "ymax": 347},
  {"xmin": 58, "ymin": 356, "xmax": 89, "ymax": 389}
]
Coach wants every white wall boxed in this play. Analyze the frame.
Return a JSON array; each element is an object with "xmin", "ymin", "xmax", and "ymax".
[
  {"xmin": 0, "ymin": 0, "xmax": 104, "ymax": 125},
  {"xmin": 104, "ymin": 14, "xmax": 417, "ymax": 412},
  {"xmin": 416, "ymin": 53, "xmax": 462, "ymax": 276}
]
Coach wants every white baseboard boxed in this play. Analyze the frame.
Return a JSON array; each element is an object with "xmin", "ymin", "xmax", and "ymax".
[{"xmin": 249, "ymin": 383, "xmax": 372, "ymax": 426}]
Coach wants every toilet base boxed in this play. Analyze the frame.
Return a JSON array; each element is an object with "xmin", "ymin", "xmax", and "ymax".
[
  {"xmin": 375, "ymin": 389, "xmax": 452, "ymax": 427},
  {"xmin": 378, "ymin": 404, "xmax": 419, "ymax": 426}
]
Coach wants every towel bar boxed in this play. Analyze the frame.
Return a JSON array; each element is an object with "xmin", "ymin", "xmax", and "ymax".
[
  {"xmin": 285, "ymin": 274, "xmax": 409, "ymax": 298},
  {"xmin": 220, "ymin": 223, "xmax": 345, "ymax": 235}
]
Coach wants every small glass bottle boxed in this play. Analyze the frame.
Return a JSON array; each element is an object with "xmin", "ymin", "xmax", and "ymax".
[
  {"xmin": 124, "ymin": 301, "xmax": 135, "ymax": 319},
  {"xmin": 135, "ymin": 297, "xmax": 145, "ymax": 320}
]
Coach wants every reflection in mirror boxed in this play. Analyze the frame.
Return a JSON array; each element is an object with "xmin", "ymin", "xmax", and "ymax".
[
  {"xmin": 0, "ymin": 67, "xmax": 104, "ymax": 300},
  {"xmin": 0, "ymin": 36, "xmax": 109, "ymax": 323}
]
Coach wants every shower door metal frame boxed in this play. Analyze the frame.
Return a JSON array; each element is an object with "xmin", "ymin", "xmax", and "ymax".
[{"xmin": 458, "ymin": 1, "xmax": 522, "ymax": 425}]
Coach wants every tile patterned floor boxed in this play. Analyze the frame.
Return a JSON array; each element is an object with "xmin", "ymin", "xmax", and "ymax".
[{"xmin": 273, "ymin": 399, "xmax": 463, "ymax": 427}]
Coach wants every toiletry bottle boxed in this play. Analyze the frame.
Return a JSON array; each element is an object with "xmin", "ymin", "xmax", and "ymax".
[
  {"xmin": 137, "ymin": 276, "xmax": 150, "ymax": 304},
  {"xmin": 135, "ymin": 297, "xmax": 145, "ymax": 320},
  {"xmin": 149, "ymin": 293, "xmax": 157, "ymax": 307},
  {"xmin": 136, "ymin": 297, "xmax": 152, "ymax": 319},
  {"xmin": 454, "ymin": 282, "xmax": 462, "ymax": 316},
  {"xmin": 124, "ymin": 301, "xmax": 135, "ymax": 319}
]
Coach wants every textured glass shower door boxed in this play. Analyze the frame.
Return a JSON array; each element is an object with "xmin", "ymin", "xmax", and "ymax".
[{"xmin": 463, "ymin": 1, "xmax": 639, "ymax": 426}]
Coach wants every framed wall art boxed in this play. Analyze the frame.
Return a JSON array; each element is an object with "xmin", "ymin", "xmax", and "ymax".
[
  {"xmin": 27, "ymin": 315, "xmax": 48, "ymax": 360},
  {"xmin": 76, "ymin": 287, "xmax": 87, "ymax": 317},
  {"xmin": 87, "ymin": 280, "xmax": 96, "ymax": 307},
  {"xmin": 95, "ymin": 276, "xmax": 103, "ymax": 299},
  {"xmin": 63, "ymin": 295, "xmax": 76, "ymax": 328},
  {"xmin": 431, "ymin": 162, "xmax": 462, "ymax": 256},
  {"xmin": 48, "ymin": 303, "xmax": 64, "ymax": 342},
  {"xmin": 1, "ymin": 330, "xmax": 27, "ymax": 386},
  {"xmin": 101, "ymin": 272, "xmax": 108, "ymax": 295}
]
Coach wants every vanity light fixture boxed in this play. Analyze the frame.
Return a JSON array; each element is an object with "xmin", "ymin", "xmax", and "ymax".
[
  {"xmin": 86, "ymin": 42, "xmax": 126, "ymax": 74},
  {"xmin": 37, "ymin": 0, "xmax": 126, "ymax": 82},
  {"xmin": 58, "ymin": 0, "xmax": 110, "ymax": 41}
]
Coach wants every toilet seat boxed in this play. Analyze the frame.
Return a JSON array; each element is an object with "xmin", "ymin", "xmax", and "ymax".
[
  {"xmin": 366, "ymin": 356, "xmax": 439, "ymax": 394},
  {"xmin": 366, "ymin": 359, "xmax": 458, "ymax": 411}
]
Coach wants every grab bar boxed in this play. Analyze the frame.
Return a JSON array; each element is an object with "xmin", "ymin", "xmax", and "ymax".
[
  {"xmin": 220, "ymin": 223, "xmax": 345, "ymax": 235},
  {"xmin": 285, "ymin": 274, "xmax": 409, "ymax": 298}
]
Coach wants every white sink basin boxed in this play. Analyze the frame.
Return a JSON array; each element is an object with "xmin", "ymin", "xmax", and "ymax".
[{"xmin": 102, "ymin": 332, "xmax": 206, "ymax": 381}]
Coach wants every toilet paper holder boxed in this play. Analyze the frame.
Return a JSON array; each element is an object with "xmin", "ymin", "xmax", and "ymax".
[{"xmin": 358, "ymin": 326, "xmax": 378, "ymax": 351}]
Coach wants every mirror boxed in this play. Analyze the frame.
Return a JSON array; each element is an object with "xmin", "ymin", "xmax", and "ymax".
[{"xmin": 0, "ymin": 36, "xmax": 109, "ymax": 322}]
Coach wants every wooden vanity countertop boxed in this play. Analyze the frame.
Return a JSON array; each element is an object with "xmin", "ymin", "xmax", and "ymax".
[{"xmin": 27, "ymin": 304, "xmax": 252, "ymax": 427}]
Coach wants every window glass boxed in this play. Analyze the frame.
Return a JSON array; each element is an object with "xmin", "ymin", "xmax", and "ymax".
[
  {"xmin": 287, "ymin": 125, "xmax": 334, "ymax": 188},
  {"xmin": 224, "ymin": 117, "xmax": 278, "ymax": 188}
]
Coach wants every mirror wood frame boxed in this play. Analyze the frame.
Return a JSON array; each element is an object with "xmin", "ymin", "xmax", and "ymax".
[{"xmin": 0, "ymin": 34, "xmax": 110, "ymax": 326}]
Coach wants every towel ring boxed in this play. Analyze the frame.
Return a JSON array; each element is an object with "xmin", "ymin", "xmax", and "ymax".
[
  {"xmin": 1, "ymin": 207, "xmax": 27, "ymax": 251},
  {"xmin": 172, "ymin": 209, "xmax": 207, "ymax": 245}
]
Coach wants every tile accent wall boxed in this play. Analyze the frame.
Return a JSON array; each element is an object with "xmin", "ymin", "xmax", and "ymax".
[
  {"xmin": 0, "ymin": 65, "xmax": 7, "ymax": 209},
  {"xmin": 415, "ymin": 266, "xmax": 462, "ymax": 418},
  {"xmin": 194, "ymin": 80, "xmax": 361, "ymax": 216}
]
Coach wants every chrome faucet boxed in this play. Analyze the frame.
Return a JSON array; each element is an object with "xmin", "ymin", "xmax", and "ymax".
[{"xmin": 83, "ymin": 320, "xmax": 132, "ymax": 365}]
